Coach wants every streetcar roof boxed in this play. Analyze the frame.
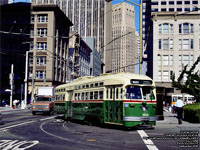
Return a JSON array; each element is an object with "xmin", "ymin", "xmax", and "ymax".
[{"xmin": 55, "ymin": 72, "xmax": 154, "ymax": 90}]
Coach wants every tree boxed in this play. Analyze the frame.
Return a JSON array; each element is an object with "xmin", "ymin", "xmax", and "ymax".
[{"xmin": 172, "ymin": 56, "xmax": 200, "ymax": 103}]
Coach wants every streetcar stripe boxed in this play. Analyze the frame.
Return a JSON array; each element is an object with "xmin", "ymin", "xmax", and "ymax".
[{"xmin": 137, "ymin": 130, "xmax": 159, "ymax": 150}]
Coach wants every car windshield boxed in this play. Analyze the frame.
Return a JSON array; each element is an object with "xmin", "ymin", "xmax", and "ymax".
[
  {"xmin": 142, "ymin": 86, "xmax": 155, "ymax": 100},
  {"xmin": 126, "ymin": 86, "xmax": 142, "ymax": 99},
  {"xmin": 36, "ymin": 97, "xmax": 52, "ymax": 101}
]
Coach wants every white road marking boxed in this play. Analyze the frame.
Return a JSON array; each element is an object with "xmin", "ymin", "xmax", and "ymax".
[
  {"xmin": 137, "ymin": 130, "xmax": 159, "ymax": 150},
  {"xmin": 0, "ymin": 116, "xmax": 58, "ymax": 131}
]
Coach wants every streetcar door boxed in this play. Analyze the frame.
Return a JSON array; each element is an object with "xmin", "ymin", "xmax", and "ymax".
[
  {"xmin": 67, "ymin": 91, "xmax": 73, "ymax": 118},
  {"xmin": 105, "ymin": 86, "xmax": 122, "ymax": 124}
]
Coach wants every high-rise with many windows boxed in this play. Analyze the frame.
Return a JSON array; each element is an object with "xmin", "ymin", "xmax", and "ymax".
[
  {"xmin": 142, "ymin": 0, "xmax": 200, "ymax": 101},
  {"xmin": 31, "ymin": 0, "xmax": 113, "ymax": 72},
  {"xmin": 110, "ymin": 2, "xmax": 137, "ymax": 73}
]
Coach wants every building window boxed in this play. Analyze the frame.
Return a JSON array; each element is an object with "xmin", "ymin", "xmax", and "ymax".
[
  {"xmin": 29, "ymin": 57, "xmax": 33, "ymax": 64},
  {"xmin": 151, "ymin": 8, "xmax": 158, "ymax": 12},
  {"xmin": 179, "ymin": 39, "xmax": 182, "ymax": 50},
  {"xmin": 30, "ymin": 29, "xmax": 34, "ymax": 36},
  {"xmin": 177, "ymin": 8, "xmax": 182, "ymax": 12},
  {"xmin": 37, "ymin": 28, "xmax": 47, "ymax": 37},
  {"xmin": 161, "ymin": 1, "xmax": 166, "ymax": 5},
  {"xmin": 163, "ymin": 55, "xmax": 169, "ymax": 66},
  {"xmin": 190, "ymin": 55, "xmax": 194, "ymax": 65},
  {"xmin": 30, "ymin": 42, "xmax": 34, "ymax": 50},
  {"xmin": 183, "ymin": 39, "xmax": 189, "ymax": 50},
  {"xmin": 183, "ymin": 55, "xmax": 189, "ymax": 65},
  {"xmin": 163, "ymin": 39, "xmax": 169, "ymax": 50},
  {"xmin": 31, "ymin": 15, "xmax": 34, "ymax": 23},
  {"xmin": 169, "ymin": 39, "xmax": 173, "ymax": 49},
  {"xmin": 179, "ymin": 23, "xmax": 193, "ymax": 34},
  {"xmin": 161, "ymin": 8, "xmax": 166, "ymax": 12},
  {"xmin": 159, "ymin": 23, "xmax": 173, "ymax": 34},
  {"xmin": 185, "ymin": 8, "xmax": 190, "ymax": 11},
  {"xmin": 163, "ymin": 71, "xmax": 169, "ymax": 81},
  {"xmin": 179, "ymin": 55, "xmax": 182, "ymax": 66},
  {"xmin": 169, "ymin": 55, "xmax": 173, "ymax": 66},
  {"xmin": 185, "ymin": 1, "xmax": 190, "ymax": 4},
  {"xmin": 169, "ymin": 1, "xmax": 174, "ymax": 5},
  {"xmin": 152, "ymin": 1, "xmax": 158, "ymax": 5},
  {"xmin": 36, "ymin": 70, "xmax": 46, "ymax": 79},
  {"xmin": 199, "ymin": 39, "xmax": 200, "ymax": 49},
  {"xmin": 37, "ymin": 42, "xmax": 47, "ymax": 50},
  {"xmin": 177, "ymin": 1, "xmax": 182, "ymax": 5},
  {"xmin": 159, "ymin": 39, "xmax": 162, "ymax": 49},
  {"xmin": 169, "ymin": 8, "xmax": 174, "ymax": 12},
  {"xmin": 36, "ymin": 56, "xmax": 46, "ymax": 65},
  {"xmin": 38, "ymin": 15, "xmax": 48, "ymax": 23},
  {"xmin": 190, "ymin": 39, "xmax": 194, "ymax": 49},
  {"xmin": 193, "ymin": 1, "xmax": 198, "ymax": 4},
  {"xmin": 158, "ymin": 55, "xmax": 161, "ymax": 65}
]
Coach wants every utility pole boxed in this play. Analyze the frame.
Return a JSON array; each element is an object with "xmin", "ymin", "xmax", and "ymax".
[
  {"xmin": 9, "ymin": 64, "xmax": 14, "ymax": 107},
  {"xmin": 74, "ymin": 33, "xmax": 80, "ymax": 79},
  {"xmin": 24, "ymin": 51, "xmax": 29, "ymax": 108}
]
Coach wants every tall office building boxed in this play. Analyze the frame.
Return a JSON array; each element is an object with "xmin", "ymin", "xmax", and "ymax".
[
  {"xmin": 110, "ymin": 2, "xmax": 137, "ymax": 73},
  {"xmin": 31, "ymin": 0, "xmax": 113, "ymax": 71},
  {"xmin": 142, "ymin": 0, "xmax": 200, "ymax": 101}
]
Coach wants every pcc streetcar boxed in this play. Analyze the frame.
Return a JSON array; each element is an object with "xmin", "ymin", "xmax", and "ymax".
[{"xmin": 54, "ymin": 72, "xmax": 157, "ymax": 127}]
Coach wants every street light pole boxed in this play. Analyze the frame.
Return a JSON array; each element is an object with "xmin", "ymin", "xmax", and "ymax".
[
  {"xmin": 24, "ymin": 51, "xmax": 29, "ymax": 108},
  {"xmin": 9, "ymin": 64, "xmax": 14, "ymax": 107}
]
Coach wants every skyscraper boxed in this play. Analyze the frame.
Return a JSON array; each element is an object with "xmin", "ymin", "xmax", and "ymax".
[
  {"xmin": 31, "ymin": 0, "xmax": 112, "ymax": 70},
  {"xmin": 110, "ymin": 2, "xmax": 137, "ymax": 73}
]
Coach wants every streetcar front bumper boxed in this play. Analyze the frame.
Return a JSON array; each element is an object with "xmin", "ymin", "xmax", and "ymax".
[{"xmin": 123, "ymin": 116, "xmax": 156, "ymax": 122}]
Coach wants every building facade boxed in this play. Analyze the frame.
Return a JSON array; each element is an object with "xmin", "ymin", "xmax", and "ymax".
[
  {"xmin": 28, "ymin": 4, "xmax": 72, "ymax": 97},
  {"xmin": 68, "ymin": 32, "xmax": 91, "ymax": 81},
  {"xmin": 142, "ymin": 0, "xmax": 200, "ymax": 103},
  {"xmin": 30, "ymin": 0, "xmax": 113, "ymax": 73},
  {"xmin": 111, "ymin": 2, "xmax": 137, "ymax": 73}
]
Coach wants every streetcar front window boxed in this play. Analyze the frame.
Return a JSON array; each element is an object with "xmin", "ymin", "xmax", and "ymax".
[
  {"xmin": 126, "ymin": 86, "xmax": 142, "ymax": 99},
  {"xmin": 142, "ymin": 87, "xmax": 155, "ymax": 100}
]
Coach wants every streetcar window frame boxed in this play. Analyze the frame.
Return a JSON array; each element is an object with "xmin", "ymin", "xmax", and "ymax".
[
  {"xmin": 110, "ymin": 88, "xmax": 112, "ymax": 99},
  {"xmin": 81, "ymin": 93, "xmax": 84, "ymax": 100},
  {"xmin": 94, "ymin": 91, "xmax": 98, "ymax": 99},
  {"xmin": 95, "ymin": 83, "xmax": 98, "ymax": 87},
  {"xmin": 90, "ymin": 84, "xmax": 94, "ymax": 88},
  {"xmin": 83, "ymin": 85, "xmax": 85, "ymax": 88},
  {"xmin": 106, "ymin": 88, "xmax": 109, "ymax": 99},
  {"xmin": 90, "ymin": 92, "xmax": 93, "ymax": 100},
  {"xmin": 100, "ymin": 82, "xmax": 104, "ymax": 86},
  {"xmin": 99, "ymin": 91, "xmax": 103, "ymax": 99},
  {"xmin": 86, "ymin": 84, "xmax": 89, "ymax": 88},
  {"xmin": 116, "ymin": 88, "xmax": 119, "ymax": 99},
  {"xmin": 86, "ymin": 92, "xmax": 89, "ymax": 100}
]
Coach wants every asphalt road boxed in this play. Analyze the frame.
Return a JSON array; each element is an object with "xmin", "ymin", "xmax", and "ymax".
[{"xmin": 0, "ymin": 110, "xmax": 199, "ymax": 150}]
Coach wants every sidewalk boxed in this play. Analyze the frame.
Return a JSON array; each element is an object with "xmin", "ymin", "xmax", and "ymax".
[
  {"xmin": 157, "ymin": 108, "xmax": 200, "ymax": 129},
  {"xmin": 0, "ymin": 106, "xmax": 29, "ymax": 113}
]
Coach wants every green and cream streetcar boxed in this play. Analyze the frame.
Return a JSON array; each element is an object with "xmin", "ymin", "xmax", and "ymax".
[{"xmin": 54, "ymin": 72, "xmax": 156, "ymax": 127}]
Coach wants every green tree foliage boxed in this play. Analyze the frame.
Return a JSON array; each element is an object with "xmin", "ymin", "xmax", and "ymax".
[{"xmin": 172, "ymin": 56, "xmax": 200, "ymax": 103}]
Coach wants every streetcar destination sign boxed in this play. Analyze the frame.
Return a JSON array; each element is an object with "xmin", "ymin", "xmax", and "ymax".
[{"xmin": 130, "ymin": 79, "xmax": 152, "ymax": 85}]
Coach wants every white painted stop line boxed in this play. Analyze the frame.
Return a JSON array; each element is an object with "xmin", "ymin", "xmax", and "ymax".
[{"xmin": 137, "ymin": 130, "xmax": 159, "ymax": 150}]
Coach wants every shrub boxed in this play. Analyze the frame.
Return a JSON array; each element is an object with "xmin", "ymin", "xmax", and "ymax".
[{"xmin": 184, "ymin": 103, "xmax": 200, "ymax": 123}]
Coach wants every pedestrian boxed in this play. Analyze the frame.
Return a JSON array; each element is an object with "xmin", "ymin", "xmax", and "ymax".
[{"xmin": 174, "ymin": 98, "xmax": 184, "ymax": 124}]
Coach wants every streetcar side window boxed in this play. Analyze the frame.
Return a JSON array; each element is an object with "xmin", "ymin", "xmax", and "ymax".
[
  {"xmin": 90, "ymin": 92, "xmax": 93, "ymax": 100},
  {"xmin": 120, "ymin": 88, "xmax": 123, "ymax": 99},
  {"xmin": 106, "ymin": 88, "xmax": 109, "ymax": 99},
  {"xmin": 116, "ymin": 88, "xmax": 119, "ymax": 99},
  {"xmin": 75, "ymin": 93, "xmax": 78, "ymax": 100},
  {"xmin": 99, "ymin": 91, "xmax": 103, "ymax": 99},
  {"xmin": 94, "ymin": 91, "xmax": 98, "ymax": 99},
  {"xmin": 110, "ymin": 88, "xmax": 113, "ymax": 99},
  {"xmin": 86, "ymin": 92, "xmax": 89, "ymax": 100},
  {"xmin": 81, "ymin": 93, "xmax": 84, "ymax": 100}
]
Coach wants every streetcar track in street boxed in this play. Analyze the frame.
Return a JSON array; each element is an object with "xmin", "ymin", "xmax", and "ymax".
[
  {"xmin": 39, "ymin": 120, "xmax": 119, "ymax": 149},
  {"xmin": 0, "ymin": 115, "xmax": 60, "ymax": 132}
]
